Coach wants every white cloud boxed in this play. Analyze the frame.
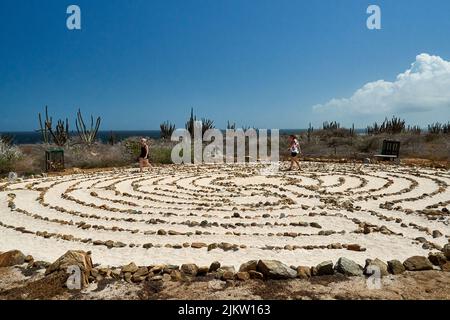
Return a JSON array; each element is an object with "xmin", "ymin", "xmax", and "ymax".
[{"xmin": 313, "ymin": 53, "xmax": 450, "ymax": 116}]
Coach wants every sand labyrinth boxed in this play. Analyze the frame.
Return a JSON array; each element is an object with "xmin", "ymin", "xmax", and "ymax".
[{"xmin": 0, "ymin": 162, "xmax": 449, "ymax": 269}]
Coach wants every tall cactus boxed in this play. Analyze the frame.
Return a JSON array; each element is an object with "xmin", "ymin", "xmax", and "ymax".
[
  {"xmin": 37, "ymin": 106, "xmax": 70, "ymax": 146},
  {"xmin": 37, "ymin": 106, "xmax": 51, "ymax": 144},
  {"xmin": 185, "ymin": 107, "xmax": 196, "ymax": 137},
  {"xmin": 160, "ymin": 121, "xmax": 175, "ymax": 139},
  {"xmin": 75, "ymin": 109, "xmax": 101, "ymax": 145},
  {"xmin": 307, "ymin": 122, "xmax": 313, "ymax": 142},
  {"xmin": 49, "ymin": 118, "xmax": 70, "ymax": 146}
]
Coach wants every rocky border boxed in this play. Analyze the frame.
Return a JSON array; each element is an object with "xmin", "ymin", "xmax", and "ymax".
[{"xmin": 1, "ymin": 244, "xmax": 449, "ymax": 290}]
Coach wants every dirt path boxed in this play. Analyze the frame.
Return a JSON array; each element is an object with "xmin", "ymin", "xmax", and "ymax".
[{"xmin": 0, "ymin": 266, "xmax": 449, "ymax": 300}]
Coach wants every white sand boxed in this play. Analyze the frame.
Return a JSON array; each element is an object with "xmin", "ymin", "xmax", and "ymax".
[{"xmin": 0, "ymin": 162, "xmax": 449, "ymax": 269}]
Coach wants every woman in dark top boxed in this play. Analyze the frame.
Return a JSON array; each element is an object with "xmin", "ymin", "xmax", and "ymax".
[
  {"xmin": 138, "ymin": 138, "xmax": 150, "ymax": 172},
  {"xmin": 288, "ymin": 135, "xmax": 301, "ymax": 170}
]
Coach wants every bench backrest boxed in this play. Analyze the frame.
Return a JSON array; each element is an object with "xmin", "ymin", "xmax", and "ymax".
[{"xmin": 381, "ymin": 140, "xmax": 401, "ymax": 157}]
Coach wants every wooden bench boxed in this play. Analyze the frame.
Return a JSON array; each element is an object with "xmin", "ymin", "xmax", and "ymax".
[{"xmin": 374, "ymin": 140, "xmax": 400, "ymax": 163}]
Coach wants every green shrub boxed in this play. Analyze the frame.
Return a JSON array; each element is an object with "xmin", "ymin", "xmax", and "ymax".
[
  {"xmin": 0, "ymin": 141, "xmax": 23, "ymax": 174},
  {"xmin": 150, "ymin": 147, "xmax": 173, "ymax": 164}
]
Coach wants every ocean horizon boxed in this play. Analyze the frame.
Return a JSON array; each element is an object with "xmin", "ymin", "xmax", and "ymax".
[{"xmin": 0, "ymin": 129, "xmax": 369, "ymax": 145}]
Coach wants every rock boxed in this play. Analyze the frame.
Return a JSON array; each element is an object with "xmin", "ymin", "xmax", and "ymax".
[
  {"xmin": 387, "ymin": 260, "xmax": 405, "ymax": 275},
  {"xmin": 45, "ymin": 250, "xmax": 93, "ymax": 288},
  {"xmin": 310, "ymin": 222, "xmax": 322, "ymax": 229},
  {"xmin": 403, "ymin": 256, "xmax": 433, "ymax": 271},
  {"xmin": 207, "ymin": 243, "xmax": 218, "ymax": 251},
  {"xmin": 221, "ymin": 271, "xmax": 235, "ymax": 280},
  {"xmin": 219, "ymin": 242, "xmax": 234, "ymax": 251},
  {"xmin": 150, "ymin": 265, "xmax": 165, "ymax": 274},
  {"xmin": 157, "ymin": 229, "xmax": 167, "ymax": 235},
  {"xmin": 335, "ymin": 257, "xmax": 363, "ymax": 276},
  {"xmin": 239, "ymin": 260, "xmax": 258, "ymax": 272},
  {"xmin": 147, "ymin": 274, "xmax": 162, "ymax": 281},
  {"xmin": 216, "ymin": 266, "xmax": 235, "ymax": 280},
  {"xmin": 111, "ymin": 269, "xmax": 121, "ymax": 279},
  {"xmin": 364, "ymin": 258, "xmax": 388, "ymax": 277},
  {"xmin": 197, "ymin": 266, "xmax": 209, "ymax": 275},
  {"xmin": 113, "ymin": 241, "xmax": 126, "ymax": 248},
  {"xmin": 331, "ymin": 243, "xmax": 342, "ymax": 249},
  {"xmin": 134, "ymin": 267, "xmax": 149, "ymax": 278},
  {"xmin": 32, "ymin": 261, "xmax": 50, "ymax": 269},
  {"xmin": 318, "ymin": 230, "xmax": 335, "ymax": 236},
  {"xmin": 217, "ymin": 266, "xmax": 236, "ymax": 273},
  {"xmin": 132, "ymin": 274, "xmax": 146, "ymax": 282},
  {"xmin": 347, "ymin": 244, "xmax": 366, "ymax": 252},
  {"xmin": 428, "ymin": 252, "xmax": 447, "ymax": 266},
  {"xmin": 191, "ymin": 242, "xmax": 207, "ymax": 249},
  {"xmin": 443, "ymin": 244, "xmax": 450, "ymax": 260},
  {"xmin": 209, "ymin": 261, "xmax": 221, "ymax": 272},
  {"xmin": 105, "ymin": 240, "xmax": 115, "ymax": 248},
  {"xmin": 315, "ymin": 261, "xmax": 334, "ymax": 276},
  {"xmin": 181, "ymin": 264, "xmax": 198, "ymax": 276},
  {"xmin": 121, "ymin": 262, "xmax": 139, "ymax": 273},
  {"xmin": 256, "ymin": 260, "xmax": 297, "ymax": 279},
  {"xmin": 432, "ymin": 230, "xmax": 443, "ymax": 238},
  {"xmin": 441, "ymin": 262, "xmax": 450, "ymax": 272},
  {"xmin": 296, "ymin": 266, "xmax": 311, "ymax": 279},
  {"xmin": 248, "ymin": 270, "xmax": 264, "ymax": 280},
  {"xmin": 236, "ymin": 272, "xmax": 250, "ymax": 281},
  {"xmin": 124, "ymin": 272, "xmax": 132, "ymax": 283},
  {"xmin": 0, "ymin": 250, "xmax": 26, "ymax": 267},
  {"xmin": 170, "ymin": 270, "xmax": 183, "ymax": 281}
]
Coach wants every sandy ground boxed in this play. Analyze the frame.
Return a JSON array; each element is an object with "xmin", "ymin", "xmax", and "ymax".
[
  {"xmin": 0, "ymin": 265, "xmax": 449, "ymax": 300},
  {"xmin": 0, "ymin": 162, "xmax": 449, "ymax": 269}
]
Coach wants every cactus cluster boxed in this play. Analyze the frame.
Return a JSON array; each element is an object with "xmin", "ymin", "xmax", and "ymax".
[
  {"xmin": 75, "ymin": 109, "xmax": 101, "ymax": 145},
  {"xmin": 323, "ymin": 121, "xmax": 340, "ymax": 131},
  {"xmin": 428, "ymin": 122, "xmax": 450, "ymax": 134},
  {"xmin": 37, "ymin": 106, "xmax": 70, "ymax": 146},
  {"xmin": 367, "ymin": 116, "xmax": 406, "ymax": 135},
  {"xmin": 185, "ymin": 108, "xmax": 215, "ymax": 137},
  {"xmin": 160, "ymin": 121, "xmax": 175, "ymax": 139}
]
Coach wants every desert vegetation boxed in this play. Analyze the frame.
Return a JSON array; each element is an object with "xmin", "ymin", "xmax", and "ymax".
[{"xmin": 1, "ymin": 110, "xmax": 449, "ymax": 177}]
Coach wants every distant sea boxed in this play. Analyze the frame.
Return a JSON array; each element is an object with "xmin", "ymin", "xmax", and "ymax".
[{"xmin": 1, "ymin": 129, "xmax": 367, "ymax": 145}]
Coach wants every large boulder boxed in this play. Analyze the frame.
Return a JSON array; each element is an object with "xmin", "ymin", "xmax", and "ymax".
[
  {"xmin": 0, "ymin": 250, "xmax": 26, "ymax": 267},
  {"xmin": 45, "ymin": 250, "xmax": 93, "ymax": 288},
  {"xmin": 239, "ymin": 260, "xmax": 258, "ymax": 272},
  {"xmin": 428, "ymin": 252, "xmax": 447, "ymax": 266},
  {"xmin": 364, "ymin": 258, "xmax": 389, "ymax": 277},
  {"xmin": 296, "ymin": 266, "xmax": 311, "ymax": 279},
  {"xmin": 335, "ymin": 257, "xmax": 363, "ymax": 276},
  {"xmin": 315, "ymin": 261, "xmax": 334, "ymax": 276},
  {"xmin": 256, "ymin": 260, "xmax": 297, "ymax": 279},
  {"xmin": 181, "ymin": 264, "xmax": 199, "ymax": 276},
  {"xmin": 387, "ymin": 260, "xmax": 405, "ymax": 275},
  {"xmin": 121, "ymin": 262, "xmax": 138, "ymax": 273},
  {"xmin": 403, "ymin": 256, "xmax": 433, "ymax": 271}
]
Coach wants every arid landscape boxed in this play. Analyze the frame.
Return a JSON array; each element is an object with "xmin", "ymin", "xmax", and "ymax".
[{"xmin": 0, "ymin": 161, "xmax": 449, "ymax": 299}]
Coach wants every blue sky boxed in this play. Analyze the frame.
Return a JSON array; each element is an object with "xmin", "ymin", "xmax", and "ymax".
[{"xmin": 1, "ymin": 0, "xmax": 449, "ymax": 131}]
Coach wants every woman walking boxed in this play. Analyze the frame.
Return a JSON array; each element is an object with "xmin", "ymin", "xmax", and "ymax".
[
  {"xmin": 138, "ymin": 138, "xmax": 151, "ymax": 172},
  {"xmin": 288, "ymin": 135, "xmax": 301, "ymax": 170}
]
